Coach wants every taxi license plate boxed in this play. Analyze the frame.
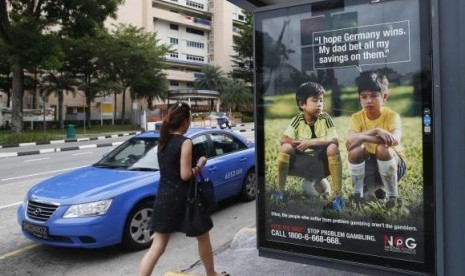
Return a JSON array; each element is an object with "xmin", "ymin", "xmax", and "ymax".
[{"xmin": 22, "ymin": 221, "xmax": 49, "ymax": 239}]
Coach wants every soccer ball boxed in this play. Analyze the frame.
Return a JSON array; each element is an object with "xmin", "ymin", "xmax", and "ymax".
[{"xmin": 301, "ymin": 178, "xmax": 331, "ymax": 197}]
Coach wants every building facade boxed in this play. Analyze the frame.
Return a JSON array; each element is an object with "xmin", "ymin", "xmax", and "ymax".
[
  {"xmin": 105, "ymin": 0, "xmax": 245, "ymax": 114},
  {"xmin": 104, "ymin": 0, "xmax": 246, "ymax": 119}
]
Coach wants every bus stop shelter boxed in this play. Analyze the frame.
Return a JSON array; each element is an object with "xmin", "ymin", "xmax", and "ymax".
[{"xmin": 228, "ymin": 0, "xmax": 465, "ymax": 275}]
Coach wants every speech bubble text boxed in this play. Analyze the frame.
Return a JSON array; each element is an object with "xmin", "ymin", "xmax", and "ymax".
[{"xmin": 312, "ymin": 20, "xmax": 410, "ymax": 71}]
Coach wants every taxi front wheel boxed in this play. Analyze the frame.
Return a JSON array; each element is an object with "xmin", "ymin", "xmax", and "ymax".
[{"xmin": 122, "ymin": 200, "xmax": 154, "ymax": 251}]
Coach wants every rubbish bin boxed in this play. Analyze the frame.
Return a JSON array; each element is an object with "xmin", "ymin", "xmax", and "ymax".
[{"xmin": 66, "ymin": 124, "xmax": 76, "ymax": 139}]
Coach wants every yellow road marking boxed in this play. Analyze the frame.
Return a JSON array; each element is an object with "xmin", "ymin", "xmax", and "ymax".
[
  {"xmin": 242, "ymin": 227, "xmax": 256, "ymax": 232},
  {"xmin": 164, "ymin": 272, "xmax": 202, "ymax": 276},
  {"xmin": 0, "ymin": 244, "xmax": 39, "ymax": 260}
]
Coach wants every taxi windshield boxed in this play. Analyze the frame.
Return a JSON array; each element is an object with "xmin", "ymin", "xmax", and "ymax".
[{"xmin": 94, "ymin": 138, "xmax": 159, "ymax": 171}]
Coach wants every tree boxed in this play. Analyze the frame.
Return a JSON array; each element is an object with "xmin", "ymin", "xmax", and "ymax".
[
  {"xmin": 65, "ymin": 35, "xmax": 108, "ymax": 127},
  {"xmin": 230, "ymin": 11, "xmax": 254, "ymax": 84},
  {"xmin": 0, "ymin": 42, "xmax": 11, "ymax": 107},
  {"xmin": 99, "ymin": 24, "xmax": 170, "ymax": 123},
  {"xmin": 41, "ymin": 71, "xmax": 78, "ymax": 129},
  {"xmin": 195, "ymin": 64, "xmax": 227, "ymax": 91},
  {"xmin": 195, "ymin": 65, "xmax": 227, "ymax": 110},
  {"xmin": 131, "ymin": 72, "xmax": 168, "ymax": 110},
  {"xmin": 0, "ymin": 0, "xmax": 122, "ymax": 133},
  {"xmin": 220, "ymin": 80, "xmax": 252, "ymax": 112},
  {"xmin": 289, "ymin": 70, "xmax": 318, "ymax": 87}
]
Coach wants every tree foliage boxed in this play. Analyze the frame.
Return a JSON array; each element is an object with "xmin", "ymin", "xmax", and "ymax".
[
  {"xmin": 64, "ymin": 34, "xmax": 109, "ymax": 127},
  {"xmin": 221, "ymin": 80, "xmax": 252, "ymax": 112},
  {"xmin": 0, "ymin": 0, "xmax": 122, "ymax": 133},
  {"xmin": 195, "ymin": 64, "xmax": 227, "ymax": 91},
  {"xmin": 0, "ymin": 41, "xmax": 11, "ymax": 103},
  {"xmin": 98, "ymin": 24, "xmax": 170, "ymax": 123},
  {"xmin": 131, "ymin": 73, "xmax": 168, "ymax": 110},
  {"xmin": 41, "ymin": 71, "xmax": 78, "ymax": 129},
  {"xmin": 230, "ymin": 11, "xmax": 254, "ymax": 84}
]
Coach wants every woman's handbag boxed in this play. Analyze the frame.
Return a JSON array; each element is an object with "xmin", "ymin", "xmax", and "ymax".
[
  {"xmin": 197, "ymin": 172, "xmax": 217, "ymax": 212},
  {"xmin": 184, "ymin": 179, "xmax": 213, "ymax": 237}
]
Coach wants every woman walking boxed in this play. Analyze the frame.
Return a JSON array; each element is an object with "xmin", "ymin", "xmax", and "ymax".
[{"xmin": 138, "ymin": 102, "xmax": 229, "ymax": 276}]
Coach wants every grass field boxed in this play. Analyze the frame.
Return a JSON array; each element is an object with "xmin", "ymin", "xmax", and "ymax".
[{"xmin": 263, "ymin": 85, "xmax": 424, "ymax": 225}]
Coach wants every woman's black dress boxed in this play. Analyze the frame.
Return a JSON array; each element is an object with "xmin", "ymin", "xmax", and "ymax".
[{"xmin": 150, "ymin": 134, "xmax": 197, "ymax": 234}]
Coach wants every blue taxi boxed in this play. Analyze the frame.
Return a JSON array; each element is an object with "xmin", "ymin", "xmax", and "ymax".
[{"xmin": 17, "ymin": 128, "xmax": 255, "ymax": 250}]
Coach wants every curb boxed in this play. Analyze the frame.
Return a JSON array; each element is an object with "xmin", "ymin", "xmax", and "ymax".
[
  {"xmin": 166, "ymin": 227, "xmax": 256, "ymax": 276},
  {"xmin": 229, "ymin": 227, "xmax": 256, "ymax": 249},
  {"xmin": 0, "ymin": 126, "xmax": 255, "ymax": 159},
  {"xmin": 0, "ymin": 131, "xmax": 141, "ymax": 149},
  {"xmin": 0, "ymin": 141, "xmax": 124, "ymax": 159},
  {"xmin": 0, "ymin": 125, "xmax": 254, "ymax": 149}
]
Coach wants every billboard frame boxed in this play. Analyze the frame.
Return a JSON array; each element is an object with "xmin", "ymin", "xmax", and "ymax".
[{"xmin": 254, "ymin": 0, "xmax": 436, "ymax": 274}]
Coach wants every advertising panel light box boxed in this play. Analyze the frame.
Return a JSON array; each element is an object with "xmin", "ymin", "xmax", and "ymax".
[{"xmin": 255, "ymin": 0, "xmax": 434, "ymax": 273}]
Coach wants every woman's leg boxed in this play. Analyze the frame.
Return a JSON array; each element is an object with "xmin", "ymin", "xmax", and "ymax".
[
  {"xmin": 196, "ymin": 232, "xmax": 218, "ymax": 276},
  {"xmin": 138, "ymin": 232, "xmax": 171, "ymax": 276}
]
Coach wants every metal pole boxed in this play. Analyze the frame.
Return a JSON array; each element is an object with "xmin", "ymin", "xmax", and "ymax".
[
  {"xmin": 43, "ymin": 96, "xmax": 46, "ymax": 132},
  {"xmin": 101, "ymin": 102, "xmax": 103, "ymax": 126}
]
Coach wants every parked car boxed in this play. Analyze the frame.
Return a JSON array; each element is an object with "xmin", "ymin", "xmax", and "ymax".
[{"xmin": 17, "ymin": 128, "xmax": 256, "ymax": 250}]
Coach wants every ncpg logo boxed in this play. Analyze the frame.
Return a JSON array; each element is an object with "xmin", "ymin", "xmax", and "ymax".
[{"xmin": 384, "ymin": 235, "xmax": 417, "ymax": 249}]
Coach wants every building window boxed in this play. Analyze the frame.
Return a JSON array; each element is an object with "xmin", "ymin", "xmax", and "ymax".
[
  {"xmin": 170, "ymin": 81, "xmax": 179, "ymax": 86},
  {"xmin": 186, "ymin": 54, "xmax": 205, "ymax": 62},
  {"xmin": 187, "ymin": 82, "xmax": 195, "ymax": 87},
  {"xmin": 186, "ymin": 27, "xmax": 204, "ymax": 36},
  {"xmin": 170, "ymin": 52, "xmax": 179, "ymax": 59},
  {"xmin": 238, "ymin": 14, "xmax": 245, "ymax": 21},
  {"xmin": 186, "ymin": 0, "xmax": 204, "ymax": 10},
  {"xmin": 170, "ymin": 37, "xmax": 179, "ymax": 45},
  {"xmin": 186, "ymin": 40, "xmax": 204, "ymax": 49},
  {"xmin": 170, "ymin": 23, "xmax": 179, "ymax": 30},
  {"xmin": 26, "ymin": 95, "xmax": 34, "ymax": 109}
]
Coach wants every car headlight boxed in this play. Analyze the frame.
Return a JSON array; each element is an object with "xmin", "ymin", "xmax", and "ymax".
[{"xmin": 63, "ymin": 199, "xmax": 113, "ymax": 218}]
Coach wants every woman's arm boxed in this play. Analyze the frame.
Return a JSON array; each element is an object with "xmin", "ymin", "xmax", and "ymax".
[
  {"xmin": 180, "ymin": 139, "xmax": 207, "ymax": 181},
  {"xmin": 180, "ymin": 139, "xmax": 194, "ymax": 181}
]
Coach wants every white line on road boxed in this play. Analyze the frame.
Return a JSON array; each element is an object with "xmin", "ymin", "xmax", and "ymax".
[
  {"xmin": 0, "ymin": 244, "xmax": 39, "ymax": 260},
  {"xmin": 24, "ymin": 157, "xmax": 50, "ymax": 162},
  {"xmin": 72, "ymin": 151, "xmax": 94, "ymax": 156},
  {"xmin": 0, "ymin": 201, "xmax": 21, "ymax": 210},
  {"xmin": 1, "ymin": 165, "xmax": 87, "ymax": 182}
]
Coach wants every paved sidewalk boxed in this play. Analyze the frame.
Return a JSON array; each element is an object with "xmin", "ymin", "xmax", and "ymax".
[{"xmin": 162, "ymin": 227, "xmax": 393, "ymax": 276}]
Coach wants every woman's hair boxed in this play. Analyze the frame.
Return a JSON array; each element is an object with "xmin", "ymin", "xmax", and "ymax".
[{"xmin": 158, "ymin": 102, "xmax": 191, "ymax": 152}]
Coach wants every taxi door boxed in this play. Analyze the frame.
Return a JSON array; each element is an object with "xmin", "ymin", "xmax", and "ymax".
[{"xmin": 207, "ymin": 132, "xmax": 247, "ymax": 201}]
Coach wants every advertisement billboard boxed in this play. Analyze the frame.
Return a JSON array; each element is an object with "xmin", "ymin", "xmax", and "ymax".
[{"xmin": 255, "ymin": 0, "xmax": 434, "ymax": 273}]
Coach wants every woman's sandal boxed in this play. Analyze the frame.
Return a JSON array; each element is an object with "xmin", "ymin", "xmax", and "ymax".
[{"xmin": 217, "ymin": 272, "xmax": 230, "ymax": 276}]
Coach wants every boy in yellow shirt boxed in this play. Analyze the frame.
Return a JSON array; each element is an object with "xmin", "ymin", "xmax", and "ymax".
[
  {"xmin": 275, "ymin": 82, "xmax": 343, "ymax": 211},
  {"xmin": 346, "ymin": 71, "xmax": 407, "ymax": 208}
]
